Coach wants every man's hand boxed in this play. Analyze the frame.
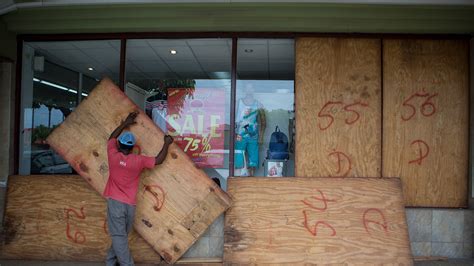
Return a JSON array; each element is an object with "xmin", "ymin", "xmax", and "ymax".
[
  {"xmin": 109, "ymin": 111, "xmax": 138, "ymax": 140},
  {"xmin": 124, "ymin": 111, "xmax": 138, "ymax": 126},
  {"xmin": 156, "ymin": 135, "xmax": 173, "ymax": 165},
  {"xmin": 164, "ymin": 135, "xmax": 173, "ymax": 145}
]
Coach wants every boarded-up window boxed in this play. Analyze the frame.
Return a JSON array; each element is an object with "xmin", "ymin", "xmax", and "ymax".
[
  {"xmin": 383, "ymin": 39, "xmax": 469, "ymax": 207},
  {"xmin": 295, "ymin": 37, "xmax": 468, "ymax": 207},
  {"xmin": 295, "ymin": 37, "xmax": 381, "ymax": 178}
]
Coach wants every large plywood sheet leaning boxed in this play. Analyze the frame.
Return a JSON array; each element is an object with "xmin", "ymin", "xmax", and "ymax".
[
  {"xmin": 46, "ymin": 78, "xmax": 232, "ymax": 263},
  {"xmin": 0, "ymin": 175, "xmax": 161, "ymax": 263},
  {"xmin": 383, "ymin": 39, "xmax": 469, "ymax": 207},
  {"xmin": 295, "ymin": 37, "xmax": 381, "ymax": 178},
  {"xmin": 224, "ymin": 177, "xmax": 412, "ymax": 265}
]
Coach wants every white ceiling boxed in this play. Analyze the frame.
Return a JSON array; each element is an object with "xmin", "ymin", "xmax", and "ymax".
[
  {"xmin": 27, "ymin": 40, "xmax": 121, "ymax": 82},
  {"xmin": 26, "ymin": 38, "xmax": 295, "ymax": 90}
]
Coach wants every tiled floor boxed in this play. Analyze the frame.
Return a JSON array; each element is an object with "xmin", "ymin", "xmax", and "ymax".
[{"xmin": 406, "ymin": 208, "xmax": 473, "ymax": 259}]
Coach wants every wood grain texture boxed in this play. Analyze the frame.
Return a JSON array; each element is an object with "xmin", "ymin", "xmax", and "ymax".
[
  {"xmin": 46, "ymin": 78, "xmax": 232, "ymax": 263},
  {"xmin": 0, "ymin": 175, "xmax": 160, "ymax": 263},
  {"xmin": 382, "ymin": 39, "xmax": 469, "ymax": 207},
  {"xmin": 295, "ymin": 37, "xmax": 381, "ymax": 178},
  {"xmin": 224, "ymin": 177, "xmax": 412, "ymax": 265}
]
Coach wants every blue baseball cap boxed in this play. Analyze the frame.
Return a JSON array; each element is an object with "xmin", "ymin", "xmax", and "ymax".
[{"xmin": 118, "ymin": 131, "xmax": 136, "ymax": 146}]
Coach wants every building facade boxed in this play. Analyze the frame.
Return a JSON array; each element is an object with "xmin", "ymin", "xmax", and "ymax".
[{"xmin": 0, "ymin": 0, "xmax": 473, "ymax": 262}]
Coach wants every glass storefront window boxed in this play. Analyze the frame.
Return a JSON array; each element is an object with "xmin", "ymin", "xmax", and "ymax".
[
  {"xmin": 18, "ymin": 36, "xmax": 296, "ymax": 259},
  {"xmin": 19, "ymin": 40, "xmax": 120, "ymax": 175},
  {"xmin": 234, "ymin": 39, "xmax": 295, "ymax": 177},
  {"xmin": 125, "ymin": 38, "xmax": 232, "ymax": 258}
]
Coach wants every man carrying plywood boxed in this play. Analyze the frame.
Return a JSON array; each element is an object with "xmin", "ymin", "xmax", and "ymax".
[{"xmin": 104, "ymin": 111, "xmax": 173, "ymax": 266}]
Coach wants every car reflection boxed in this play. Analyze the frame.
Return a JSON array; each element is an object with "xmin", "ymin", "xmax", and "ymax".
[{"xmin": 31, "ymin": 150, "xmax": 73, "ymax": 174}]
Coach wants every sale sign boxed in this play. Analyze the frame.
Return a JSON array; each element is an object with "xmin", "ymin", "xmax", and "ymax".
[{"xmin": 167, "ymin": 88, "xmax": 225, "ymax": 168}]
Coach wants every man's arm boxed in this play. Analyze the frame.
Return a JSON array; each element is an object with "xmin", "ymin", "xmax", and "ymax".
[
  {"xmin": 109, "ymin": 111, "xmax": 138, "ymax": 140},
  {"xmin": 155, "ymin": 135, "xmax": 173, "ymax": 165}
]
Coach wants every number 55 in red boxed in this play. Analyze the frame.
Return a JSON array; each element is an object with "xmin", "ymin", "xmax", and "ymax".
[
  {"xmin": 317, "ymin": 101, "xmax": 343, "ymax": 130},
  {"xmin": 317, "ymin": 101, "xmax": 369, "ymax": 131}
]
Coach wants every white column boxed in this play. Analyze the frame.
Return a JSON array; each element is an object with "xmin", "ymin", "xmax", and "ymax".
[{"xmin": 18, "ymin": 44, "xmax": 34, "ymax": 175}]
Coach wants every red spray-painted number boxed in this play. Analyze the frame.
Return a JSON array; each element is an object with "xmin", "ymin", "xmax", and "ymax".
[
  {"xmin": 318, "ymin": 101, "xmax": 343, "ymax": 130},
  {"xmin": 362, "ymin": 208, "xmax": 388, "ymax": 236},
  {"xmin": 64, "ymin": 207, "xmax": 86, "ymax": 244},
  {"xmin": 344, "ymin": 102, "xmax": 369, "ymax": 125},
  {"xmin": 408, "ymin": 140, "xmax": 430, "ymax": 165},
  {"xmin": 401, "ymin": 91, "xmax": 438, "ymax": 121},
  {"xmin": 301, "ymin": 189, "xmax": 336, "ymax": 212},
  {"xmin": 143, "ymin": 184, "xmax": 166, "ymax": 212},
  {"xmin": 318, "ymin": 101, "xmax": 369, "ymax": 130},
  {"xmin": 328, "ymin": 150, "xmax": 352, "ymax": 177},
  {"xmin": 302, "ymin": 210, "xmax": 337, "ymax": 237}
]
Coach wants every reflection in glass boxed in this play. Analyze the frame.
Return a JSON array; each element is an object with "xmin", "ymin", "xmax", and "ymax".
[
  {"xmin": 19, "ymin": 40, "xmax": 120, "ymax": 174},
  {"xmin": 235, "ymin": 39, "xmax": 295, "ymax": 177}
]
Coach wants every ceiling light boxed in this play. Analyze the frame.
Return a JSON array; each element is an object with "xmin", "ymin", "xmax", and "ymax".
[
  {"xmin": 88, "ymin": 67, "xmax": 94, "ymax": 71},
  {"xmin": 210, "ymin": 72, "xmax": 231, "ymax": 79},
  {"xmin": 170, "ymin": 49, "xmax": 177, "ymax": 55},
  {"xmin": 244, "ymin": 49, "xmax": 253, "ymax": 53},
  {"xmin": 34, "ymin": 78, "xmax": 80, "ymax": 95}
]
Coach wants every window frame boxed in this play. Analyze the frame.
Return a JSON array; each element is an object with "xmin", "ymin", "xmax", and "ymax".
[{"xmin": 17, "ymin": 31, "xmax": 348, "ymax": 176}]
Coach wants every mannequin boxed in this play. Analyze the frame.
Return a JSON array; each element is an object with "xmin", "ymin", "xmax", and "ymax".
[
  {"xmin": 235, "ymin": 83, "xmax": 266, "ymax": 176},
  {"xmin": 151, "ymin": 100, "xmax": 167, "ymax": 133}
]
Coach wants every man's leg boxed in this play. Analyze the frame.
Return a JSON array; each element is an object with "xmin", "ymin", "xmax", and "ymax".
[
  {"xmin": 126, "ymin": 203, "xmax": 136, "ymax": 234},
  {"xmin": 122, "ymin": 203, "xmax": 136, "ymax": 264},
  {"xmin": 105, "ymin": 246, "xmax": 117, "ymax": 266},
  {"xmin": 106, "ymin": 200, "xmax": 118, "ymax": 266},
  {"xmin": 107, "ymin": 198, "xmax": 134, "ymax": 266}
]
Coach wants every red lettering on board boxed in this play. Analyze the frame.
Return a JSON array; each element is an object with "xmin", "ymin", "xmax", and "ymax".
[
  {"xmin": 328, "ymin": 150, "xmax": 352, "ymax": 177},
  {"xmin": 343, "ymin": 101, "xmax": 369, "ymax": 125},
  {"xmin": 401, "ymin": 90, "xmax": 438, "ymax": 121},
  {"xmin": 318, "ymin": 101, "xmax": 369, "ymax": 130},
  {"xmin": 362, "ymin": 208, "xmax": 388, "ymax": 236},
  {"xmin": 318, "ymin": 101, "xmax": 343, "ymax": 131},
  {"xmin": 301, "ymin": 189, "xmax": 336, "ymax": 212},
  {"xmin": 143, "ymin": 184, "xmax": 166, "ymax": 212},
  {"xmin": 64, "ymin": 207, "xmax": 86, "ymax": 244},
  {"xmin": 302, "ymin": 210, "xmax": 337, "ymax": 237},
  {"xmin": 408, "ymin": 140, "xmax": 430, "ymax": 165}
]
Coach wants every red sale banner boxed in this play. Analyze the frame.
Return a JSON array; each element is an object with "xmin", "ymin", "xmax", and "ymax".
[{"xmin": 167, "ymin": 88, "xmax": 225, "ymax": 168}]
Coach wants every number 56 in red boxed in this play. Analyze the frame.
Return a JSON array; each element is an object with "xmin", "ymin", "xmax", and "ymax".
[{"xmin": 401, "ymin": 91, "xmax": 438, "ymax": 121}]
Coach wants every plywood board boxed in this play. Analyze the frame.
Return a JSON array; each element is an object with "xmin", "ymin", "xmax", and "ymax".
[
  {"xmin": 295, "ymin": 37, "xmax": 381, "ymax": 178},
  {"xmin": 46, "ymin": 78, "xmax": 232, "ymax": 263},
  {"xmin": 224, "ymin": 177, "xmax": 412, "ymax": 265},
  {"xmin": 383, "ymin": 39, "xmax": 469, "ymax": 207},
  {"xmin": 0, "ymin": 175, "xmax": 161, "ymax": 263}
]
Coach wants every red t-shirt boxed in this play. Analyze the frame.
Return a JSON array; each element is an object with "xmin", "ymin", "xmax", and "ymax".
[{"xmin": 103, "ymin": 138, "xmax": 155, "ymax": 205}]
